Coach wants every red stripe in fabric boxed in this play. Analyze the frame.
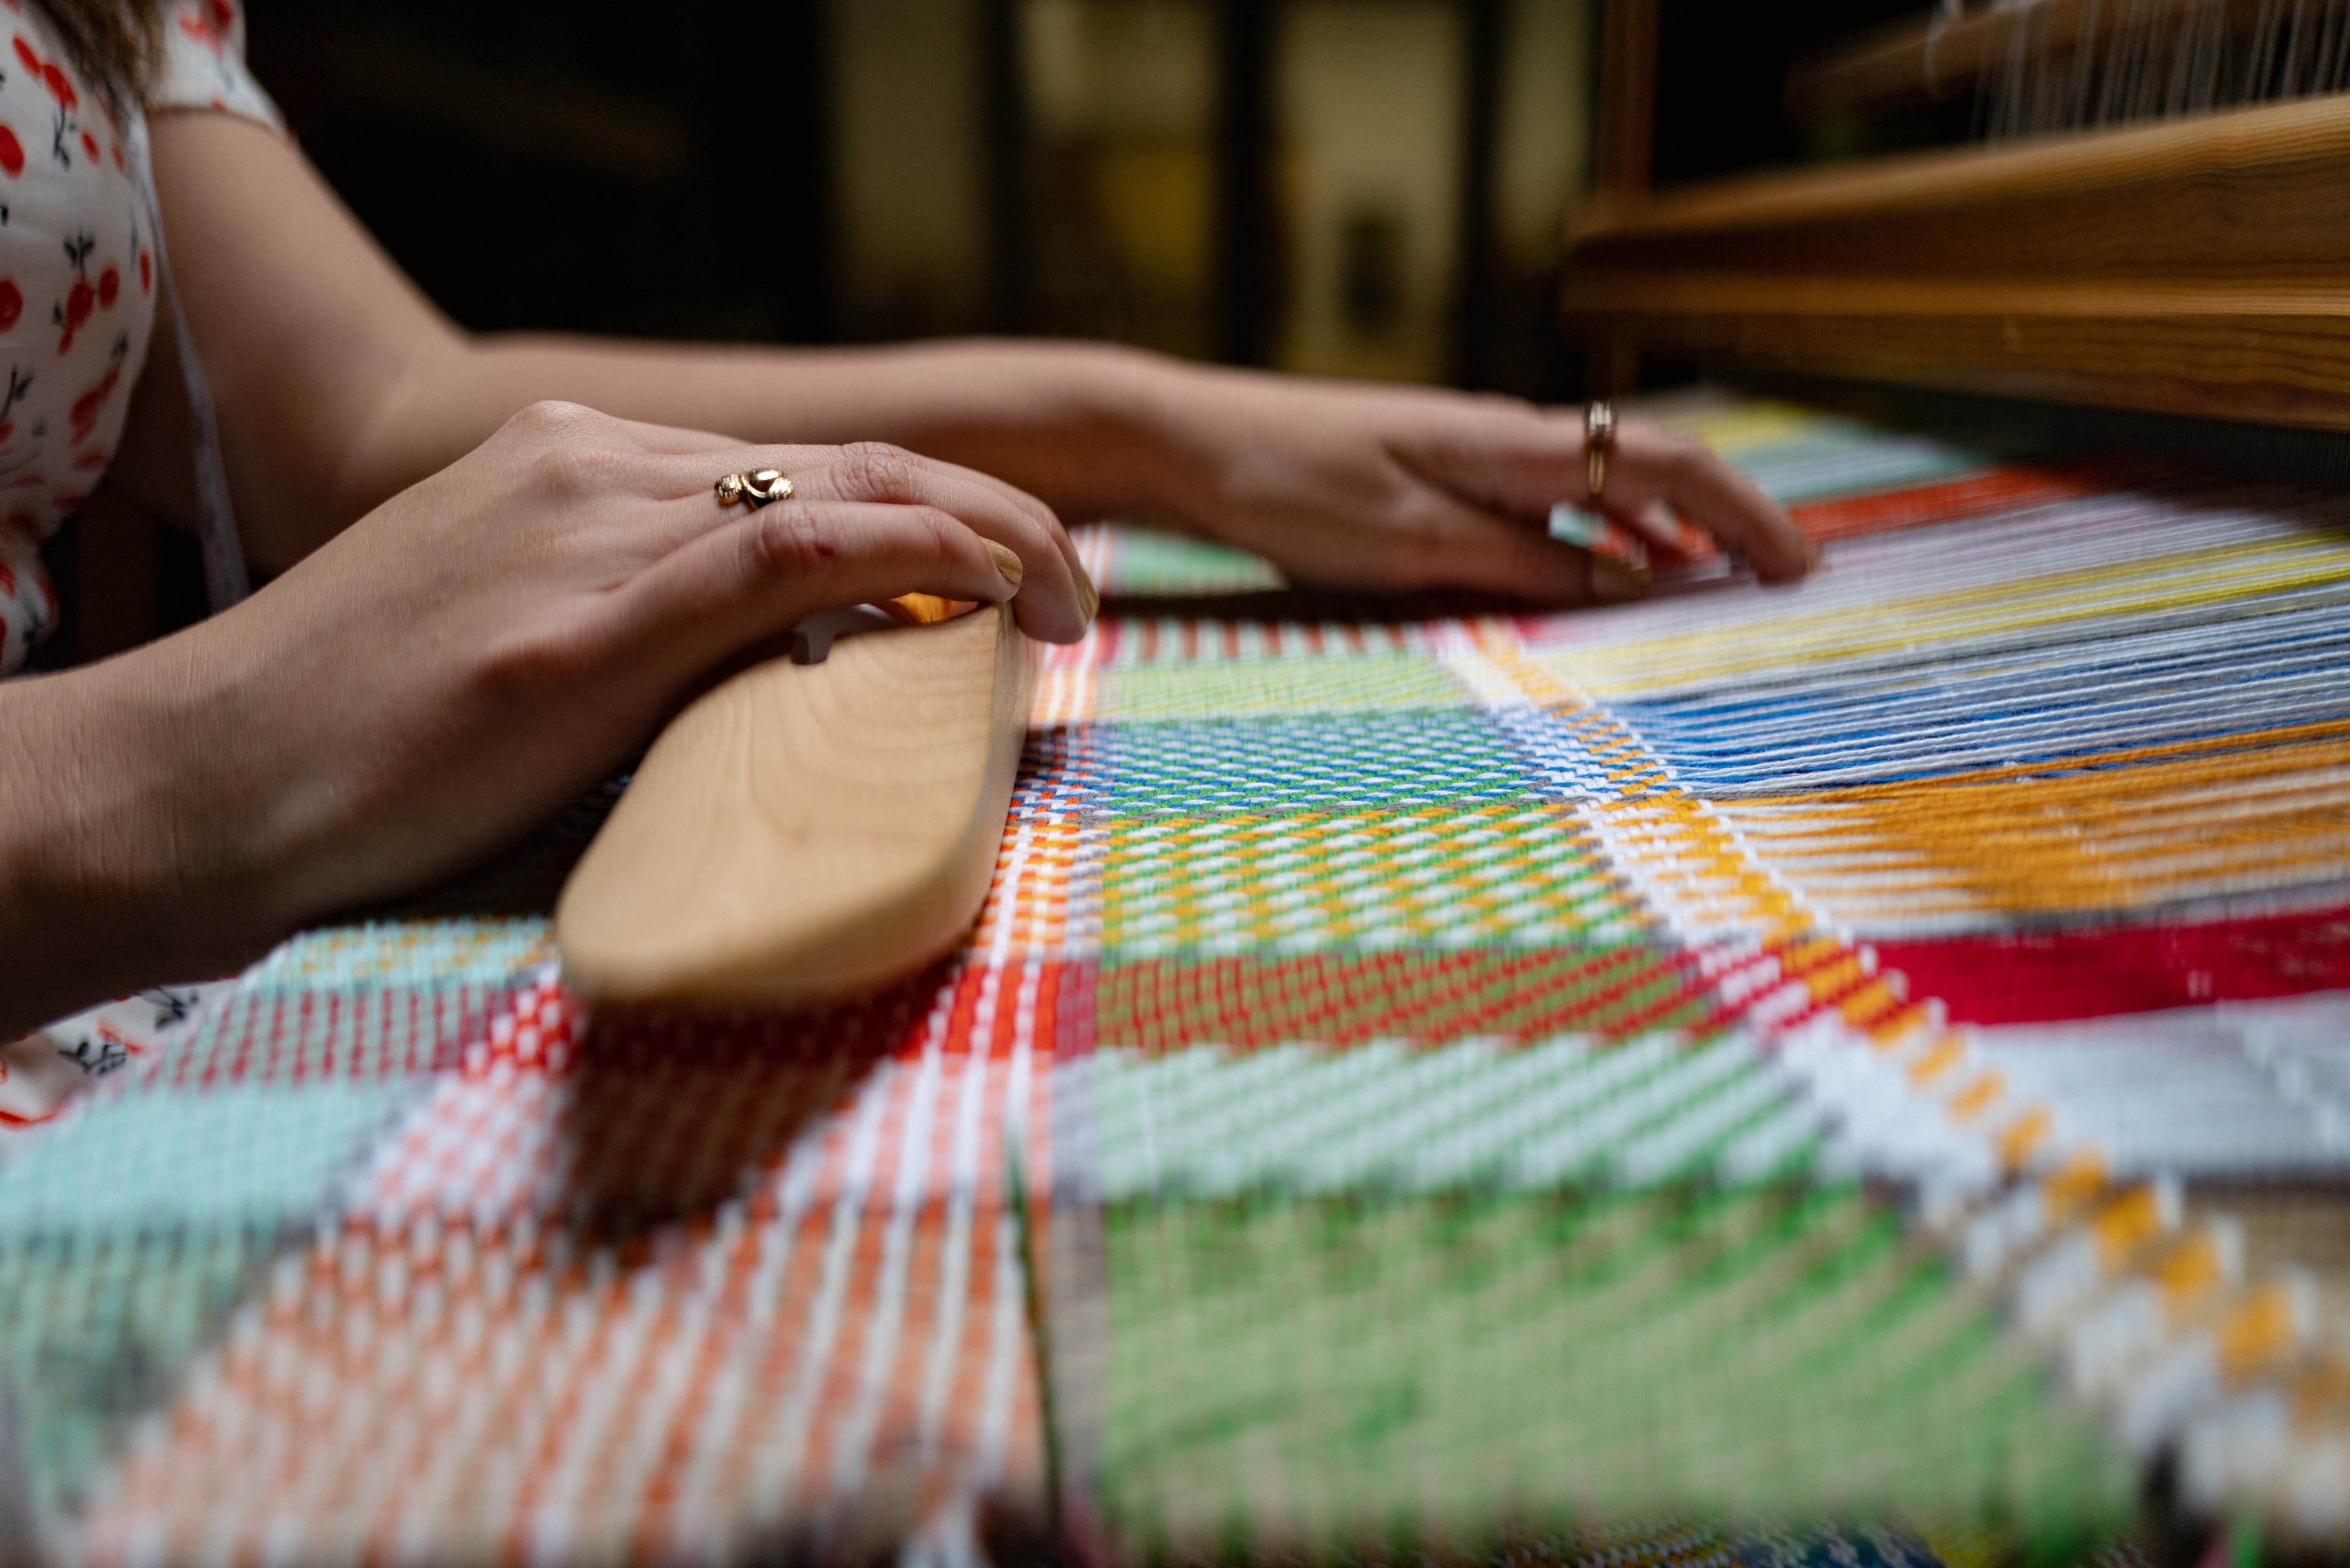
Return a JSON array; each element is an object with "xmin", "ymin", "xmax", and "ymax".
[
  {"xmin": 1788, "ymin": 465, "xmax": 2110, "ymax": 542},
  {"xmin": 1873, "ymin": 905, "xmax": 2350, "ymax": 1026}
]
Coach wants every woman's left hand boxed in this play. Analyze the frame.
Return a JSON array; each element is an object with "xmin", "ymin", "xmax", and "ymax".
[{"xmin": 1137, "ymin": 365, "xmax": 1818, "ymax": 602}]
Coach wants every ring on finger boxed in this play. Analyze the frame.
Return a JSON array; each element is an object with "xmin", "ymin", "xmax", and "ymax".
[
  {"xmin": 715, "ymin": 468, "xmax": 794, "ymax": 509},
  {"xmin": 1584, "ymin": 400, "xmax": 1615, "ymax": 502}
]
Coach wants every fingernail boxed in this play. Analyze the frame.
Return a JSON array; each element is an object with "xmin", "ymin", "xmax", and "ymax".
[
  {"xmin": 1074, "ymin": 556, "xmax": 1101, "ymax": 624},
  {"xmin": 1592, "ymin": 556, "xmax": 1651, "ymax": 603},
  {"xmin": 985, "ymin": 540, "xmax": 1024, "ymax": 592}
]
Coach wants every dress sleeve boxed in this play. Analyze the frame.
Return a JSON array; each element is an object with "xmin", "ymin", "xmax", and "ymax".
[{"xmin": 147, "ymin": 0, "xmax": 283, "ymax": 131}]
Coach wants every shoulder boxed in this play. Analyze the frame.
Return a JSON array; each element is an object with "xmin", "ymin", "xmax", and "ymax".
[{"xmin": 149, "ymin": 0, "xmax": 282, "ymax": 132}]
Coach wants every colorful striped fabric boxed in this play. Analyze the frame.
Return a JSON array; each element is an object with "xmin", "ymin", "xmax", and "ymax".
[{"xmin": 5, "ymin": 391, "xmax": 2349, "ymax": 1564}]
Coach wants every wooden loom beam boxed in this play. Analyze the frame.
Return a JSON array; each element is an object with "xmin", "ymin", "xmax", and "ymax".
[{"xmin": 1561, "ymin": 93, "xmax": 2350, "ymax": 430}]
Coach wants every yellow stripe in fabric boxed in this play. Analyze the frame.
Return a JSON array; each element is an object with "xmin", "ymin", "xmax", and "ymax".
[
  {"xmin": 1735, "ymin": 717, "xmax": 2350, "ymax": 797},
  {"xmin": 1549, "ymin": 538, "xmax": 2350, "ymax": 698},
  {"xmin": 1662, "ymin": 401, "xmax": 1829, "ymax": 455},
  {"xmin": 1715, "ymin": 731, "xmax": 2350, "ymax": 920}
]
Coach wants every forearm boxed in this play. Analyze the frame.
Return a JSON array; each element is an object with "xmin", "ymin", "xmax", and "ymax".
[
  {"xmin": 359, "ymin": 335, "xmax": 1195, "ymax": 527},
  {"xmin": 0, "ymin": 657, "xmax": 274, "ymax": 1037}
]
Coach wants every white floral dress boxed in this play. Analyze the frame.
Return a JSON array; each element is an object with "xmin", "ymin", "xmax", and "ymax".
[{"xmin": 0, "ymin": 0, "xmax": 279, "ymax": 1121}]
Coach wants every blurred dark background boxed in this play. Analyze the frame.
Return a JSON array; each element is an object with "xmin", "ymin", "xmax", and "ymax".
[{"xmin": 244, "ymin": 0, "xmax": 1926, "ymax": 405}]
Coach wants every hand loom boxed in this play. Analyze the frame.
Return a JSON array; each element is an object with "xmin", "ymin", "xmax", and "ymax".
[
  {"xmin": 554, "ymin": 597, "xmax": 1035, "ymax": 1008},
  {"xmin": 26, "ymin": 5, "xmax": 2350, "ymax": 1562}
]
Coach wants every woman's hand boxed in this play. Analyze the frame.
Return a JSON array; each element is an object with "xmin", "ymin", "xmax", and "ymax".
[
  {"xmin": 0, "ymin": 403, "xmax": 1089, "ymax": 1036},
  {"xmin": 1135, "ymin": 365, "xmax": 1817, "ymax": 602}
]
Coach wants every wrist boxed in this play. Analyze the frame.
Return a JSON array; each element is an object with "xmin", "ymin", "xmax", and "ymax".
[
  {"xmin": 1087, "ymin": 353, "xmax": 1262, "ymax": 544},
  {"xmin": 1024, "ymin": 342, "xmax": 1215, "ymax": 529},
  {"xmin": 1086, "ymin": 345, "xmax": 1212, "ymax": 524},
  {"xmin": 0, "ymin": 646, "xmax": 282, "ymax": 1031}
]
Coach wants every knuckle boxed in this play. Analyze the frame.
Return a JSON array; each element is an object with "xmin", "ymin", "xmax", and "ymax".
[
  {"xmin": 910, "ymin": 504, "xmax": 966, "ymax": 556},
  {"xmin": 879, "ymin": 504, "xmax": 967, "ymax": 572},
  {"xmin": 837, "ymin": 441, "xmax": 921, "ymax": 500},
  {"xmin": 525, "ymin": 439, "xmax": 630, "ymax": 499},
  {"xmin": 504, "ymin": 398, "xmax": 603, "ymax": 444},
  {"xmin": 749, "ymin": 506, "xmax": 838, "ymax": 581}
]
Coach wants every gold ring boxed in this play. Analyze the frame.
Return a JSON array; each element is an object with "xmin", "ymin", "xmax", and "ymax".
[
  {"xmin": 1584, "ymin": 400, "xmax": 1616, "ymax": 502},
  {"xmin": 715, "ymin": 468, "xmax": 794, "ymax": 508}
]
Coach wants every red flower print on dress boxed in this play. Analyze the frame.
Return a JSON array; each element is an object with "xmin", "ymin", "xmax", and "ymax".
[
  {"xmin": 54, "ymin": 234, "xmax": 93, "ymax": 353},
  {"xmin": 0, "ymin": 365, "xmax": 26, "ymax": 454},
  {"xmin": 57, "ymin": 278, "xmax": 89, "ymax": 353},
  {"xmin": 12, "ymin": 36, "xmax": 77, "ymax": 112},
  {"xmin": 69, "ymin": 362, "xmax": 119, "ymax": 442},
  {"xmin": 177, "ymin": 2, "xmax": 231, "ymax": 58},
  {"xmin": 0, "ymin": 0, "xmax": 284, "ymax": 674}
]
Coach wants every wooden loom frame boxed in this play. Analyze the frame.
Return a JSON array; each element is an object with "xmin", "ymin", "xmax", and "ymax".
[{"xmin": 1566, "ymin": 0, "xmax": 2350, "ymax": 431}]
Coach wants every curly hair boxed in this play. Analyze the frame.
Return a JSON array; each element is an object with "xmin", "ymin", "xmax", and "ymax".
[{"xmin": 24, "ymin": 0, "xmax": 166, "ymax": 109}]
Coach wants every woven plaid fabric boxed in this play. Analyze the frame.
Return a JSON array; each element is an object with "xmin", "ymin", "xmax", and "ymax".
[{"xmin": 6, "ymin": 392, "xmax": 2347, "ymax": 1564}]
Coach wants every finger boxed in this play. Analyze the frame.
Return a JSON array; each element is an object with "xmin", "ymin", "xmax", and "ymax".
[
  {"xmin": 1616, "ymin": 498, "xmax": 1685, "ymax": 556},
  {"xmin": 1395, "ymin": 406, "xmax": 1815, "ymax": 584},
  {"xmin": 585, "ymin": 421, "xmax": 1078, "ymax": 559},
  {"xmin": 614, "ymin": 497, "xmax": 1038, "ymax": 678},
  {"xmin": 660, "ymin": 442, "xmax": 1091, "ymax": 641},
  {"xmin": 884, "ymin": 452, "xmax": 1091, "ymax": 593},
  {"xmin": 1603, "ymin": 424, "xmax": 1816, "ymax": 584},
  {"xmin": 1395, "ymin": 490, "xmax": 1644, "ymax": 607},
  {"xmin": 821, "ymin": 446, "xmax": 1093, "ymax": 633},
  {"xmin": 595, "ymin": 427, "xmax": 1099, "ymax": 618},
  {"xmin": 647, "ymin": 438, "xmax": 1086, "ymax": 578}
]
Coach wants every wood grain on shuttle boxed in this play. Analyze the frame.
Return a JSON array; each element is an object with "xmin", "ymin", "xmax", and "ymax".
[{"xmin": 556, "ymin": 604, "xmax": 1035, "ymax": 1010}]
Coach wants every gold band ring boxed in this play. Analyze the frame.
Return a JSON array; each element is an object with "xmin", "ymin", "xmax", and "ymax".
[
  {"xmin": 715, "ymin": 468, "xmax": 794, "ymax": 508},
  {"xmin": 1584, "ymin": 400, "xmax": 1616, "ymax": 502}
]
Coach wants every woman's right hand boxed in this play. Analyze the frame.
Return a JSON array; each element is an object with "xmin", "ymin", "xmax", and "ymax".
[{"xmin": 0, "ymin": 401, "xmax": 1091, "ymax": 1034}]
